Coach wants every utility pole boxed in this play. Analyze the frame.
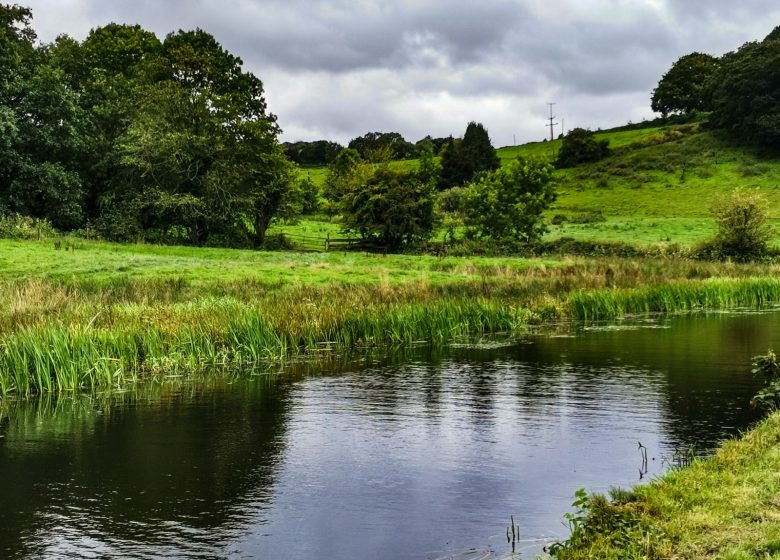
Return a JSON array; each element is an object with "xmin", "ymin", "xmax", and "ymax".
[
  {"xmin": 547, "ymin": 102, "xmax": 558, "ymax": 142},
  {"xmin": 561, "ymin": 118, "xmax": 565, "ymax": 138}
]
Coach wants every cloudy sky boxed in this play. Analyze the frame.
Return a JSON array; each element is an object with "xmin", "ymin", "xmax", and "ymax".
[{"xmin": 19, "ymin": 0, "xmax": 780, "ymax": 147}]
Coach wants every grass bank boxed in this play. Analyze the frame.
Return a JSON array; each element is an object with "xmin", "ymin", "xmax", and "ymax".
[
  {"xmin": 2, "ymin": 239, "xmax": 780, "ymax": 395},
  {"xmin": 549, "ymin": 410, "xmax": 780, "ymax": 559}
]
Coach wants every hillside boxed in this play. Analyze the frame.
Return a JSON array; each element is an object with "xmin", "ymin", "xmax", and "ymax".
[{"xmin": 291, "ymin": 124, "xmax": 780, "ymax": 248}]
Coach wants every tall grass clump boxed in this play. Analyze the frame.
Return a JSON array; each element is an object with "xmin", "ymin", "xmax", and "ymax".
[{"xmin": 568, "ymin": 278, "xmax": 780, "ymax": 321}]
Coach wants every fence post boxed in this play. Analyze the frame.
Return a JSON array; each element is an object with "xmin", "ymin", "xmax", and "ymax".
[{"xmin": 325, "ymin": 233, "xmax": 330, "ymax": 252}]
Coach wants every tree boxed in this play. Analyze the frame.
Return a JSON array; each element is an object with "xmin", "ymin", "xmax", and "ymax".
[
  {"xmin": 0, "ymin": 6, "xmax": 87, "ymax": 229},
  {"xmin": 114, "ymin": 29, "xmax": 292, "ymax": 246},
  {"xmin": 463, "ymin": 157, "xmax": 557, "ymax": 243},
  {"xmin": 438, "ymin": 122, "xmax": 499, "ymax": 189},
  {"xmin": 58, "ymin": 24, "xmax": 163, "ymax": 220},
  {"xmin": 651, "ymin": 52, "xmax": 717, "ymax": 117},
  {"xmin": 322, "ymin": 148, "xmax": 371, "ymax": 210},
  {"xmin": 416, "ymin": 142, "xmax": 441, "ymax": 185},
  {"xmin": 338, "ymin": 168, "xmax": 436, "ymax": 250},
  {"xmin": 709, "ymin": 28, "xmax": 780, "ymax": 148},
  {"xmin": 555, "ymin": 128, "xmax": 610, "ymax": 168}
]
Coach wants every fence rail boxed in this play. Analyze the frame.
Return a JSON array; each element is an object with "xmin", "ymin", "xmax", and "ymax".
[{"xmin": 270, "ymin": 232, "xmax": 386, "ymax": 253}]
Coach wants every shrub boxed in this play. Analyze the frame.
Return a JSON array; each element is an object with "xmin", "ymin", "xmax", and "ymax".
[
  {"xmin": 703, "ymin": 188, "xmax": 773, "ymax": 261},
  {"xmin": 0, "ymin": 214, "xmax": 58, "ymax": 240},
  {"xmin": 555, "ymin": 128, "xmax": 611, "ymax": 168},
  {"xmin": 463, "ymin": 157, "xmax": 557, "ymax": 244},
  {"xmin": 751, "ymin": 350, "xmax": 780, "ymax": 412}
]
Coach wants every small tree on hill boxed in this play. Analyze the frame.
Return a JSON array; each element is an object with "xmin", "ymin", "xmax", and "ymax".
[
  {"xmin": 438, "ymin": 122, "xmax": 500, "ymax": 189},
  {"xmin": 555, "ymin": 128, "xmax": 610, "ymax": 168},
  {"xmin": 463, "ymin": 157, "xmax": 557, "ymax": 243}
]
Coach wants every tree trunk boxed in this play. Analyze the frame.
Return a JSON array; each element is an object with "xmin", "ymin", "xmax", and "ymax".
[{"xmin": 253, "ymin": 212, "xmax": 269, "ymax": 248}]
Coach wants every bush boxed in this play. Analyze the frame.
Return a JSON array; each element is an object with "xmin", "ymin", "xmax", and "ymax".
[
  {"xmin": 463, "ymin": 157, "xmax": 557, "ymax": 244},
  {"xmin": 702, "ymin": 188, "xmax": 773, "ymax": 261},
  {"xmin": 555, "ymin": 128, "xmax": 610, "ymax": 168},
  {"xmin": 0, "ymin": 214, "xmax": 58, "ymax": 240}
]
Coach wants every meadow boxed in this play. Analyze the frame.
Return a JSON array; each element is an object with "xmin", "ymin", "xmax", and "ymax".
[{"xmin": 1, "ymin": 237, "xmax": 780, "ymax": 395}]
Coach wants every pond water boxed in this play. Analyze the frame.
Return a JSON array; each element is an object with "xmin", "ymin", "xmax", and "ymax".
[{"xmin": 1, "ymin": 311, "xmax": 777, "ymax": 559}]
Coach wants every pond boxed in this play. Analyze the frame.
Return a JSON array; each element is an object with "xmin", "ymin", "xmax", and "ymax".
[{"xmin": 0, "ymin": 310, "xmax": 777, "ymax": 559}]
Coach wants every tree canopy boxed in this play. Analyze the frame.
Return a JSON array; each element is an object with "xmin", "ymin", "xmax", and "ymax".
[
  {"xmin": 709, "ymin": 28, "xmax": 780, "ymax": 148},
  {"xmin": 651, "ymin": 52, "xmax": 717, "ymax": 117},
  {"xmin": 438, "ymin": 122, "xmax": 500, "ymax": 189},
  {"xmin": 463, "ymin": 157, "xmax": 557, "ymax": 243},
  {"xmin": 347, "ymin": 131, "xmax": 416, "ymax": 161},
  {"xmin": 0, "ymin": 6, "xmax": 293, "ymax": 246}
]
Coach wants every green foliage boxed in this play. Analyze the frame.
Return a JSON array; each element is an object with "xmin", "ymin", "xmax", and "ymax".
[
  {"xmin": 709, "ymin": 27, "xmax": 780, "ymax": 147},
  {"xmin": 322, "ymin": 148, "xmax": 372, "ymax": 212},
  {"xmin": 549, "ymin": 488, "xmax": 658, "ymax": 559},
  {"xmin": 751, "ymin": 350, "xmax": 780, "ymax": 412},
  {"xmin": 700, "ymin": 188, "xmax": 773, "ymax": 261},
  {"xmin": 0, "ymin": 9, "xmax": 292, "ymax": 248},
  {"xmin": 416, "ymin": 143, "xmax": 442, "ymax": 185},
  {"xmin": 0, "ymin": 214, "xmax": 56, "ymax": 239},
  {"xmin": 438, "ymin": 122, "xmax": 500, "ymax": 189},
  {"xmin": 296, "ymin": 176, "xmax": 321, "ymax": 215},
  {"xmin": 110, "ymin": 28, "xmax": 293, "ymax": 246},
  {"xmin": 284, "ymin": 140, "xmax": 343, "ymax": 166},
  {"xmin": 463, "ymin": 157, "xmax": 557, "ymax": 243},
  {"xmin": 555, "ymin": 128, "xmax": 611, "ymax": 168},
  {"xmin": 338, "ymin": 168, "xmax": 437, "ymax": 250},
  {"xmin": 651, "ymin": 52, "xmax": 718, "ymax": 117},
  {"xmin": 347, "ymin": 131, "xmax": 416, "ymax": 161}
]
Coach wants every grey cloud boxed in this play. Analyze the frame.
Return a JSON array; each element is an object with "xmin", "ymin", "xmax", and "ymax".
[{"xmin": 20, "ymin": 0, "xmax": 780, "ymax": 144}]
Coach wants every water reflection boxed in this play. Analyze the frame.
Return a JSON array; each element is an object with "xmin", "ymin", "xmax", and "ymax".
[{"xmin": 0, "ymin": 311, "xmax": 776, "ymax": 559}]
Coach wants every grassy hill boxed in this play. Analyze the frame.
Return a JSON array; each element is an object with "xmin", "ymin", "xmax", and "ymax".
[{"xmin": 291, "ymin": 124, "xmax": 780, "ymax": 249}]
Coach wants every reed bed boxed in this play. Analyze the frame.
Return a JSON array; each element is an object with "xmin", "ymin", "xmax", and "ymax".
[{"xmin": 1, "ymin": 256, "xmax": 780, "ymax": 396}]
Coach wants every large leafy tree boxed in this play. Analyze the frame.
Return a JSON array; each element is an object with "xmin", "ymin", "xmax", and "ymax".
[
  {"xmin": 463, "ymin": 157, "xmax": 557, "ymax": 243},
  {"xmin": 651, "ymin": 52, "xmax": 717, "ymax": 117},
  {"xmin": 0, "ymin": 5, "xmax": 86, "ymax": 228},
  {"xmin": 709, "ymin": 28, "xmax": 780, "ymax": 148},
  {"xmin": 438, "ymin": 122, "xmax": 500, "ymax": 189},
  {"xmin": 115, "ymin": 29, "xmax": 292, "ymax": 246},
  {"xmin": 348, "ymin": 131, "xmax": 416, "ymax": 161},
  {"xmin": 338, "ymin": 168, "xmax": 436, "ymax": 250}
]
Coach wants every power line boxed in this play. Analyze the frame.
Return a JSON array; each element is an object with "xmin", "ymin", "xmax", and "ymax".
[{"xmin": 547, "ymin": 102, "xmax": 558, "ymax": 142}]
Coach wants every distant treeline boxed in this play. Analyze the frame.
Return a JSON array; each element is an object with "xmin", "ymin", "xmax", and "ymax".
[{"xmin": 283, "ymin": 134, "xmax": 450, "ymax": 166}]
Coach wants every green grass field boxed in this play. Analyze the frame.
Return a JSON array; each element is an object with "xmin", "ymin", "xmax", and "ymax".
[{"xmin": 0, "ymin": 238, "xmax": 555, "ymax": 286}]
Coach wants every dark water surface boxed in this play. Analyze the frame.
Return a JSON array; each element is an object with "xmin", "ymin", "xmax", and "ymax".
[{"xmin": 1, "ymin": 311, "xmax": 778, "ymax": 559}]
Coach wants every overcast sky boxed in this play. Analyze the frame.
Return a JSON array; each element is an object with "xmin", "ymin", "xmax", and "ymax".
[{"xmin": 19, "ymin": 1, "xmax": 780, "ymax": 147}]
